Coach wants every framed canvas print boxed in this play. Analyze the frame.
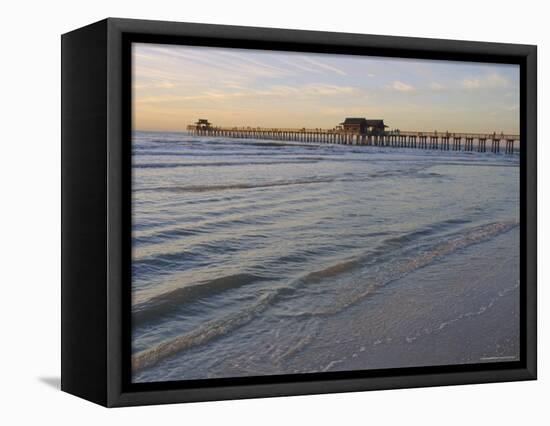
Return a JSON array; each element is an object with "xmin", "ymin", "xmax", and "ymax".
[{"xmin": 61, "ymin": 18, "xmax": 537, "ymax": 407}]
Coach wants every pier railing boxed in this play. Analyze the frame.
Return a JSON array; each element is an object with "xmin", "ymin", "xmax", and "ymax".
[{"xmin": 186, "ymin": 125, "xmax": 520, "ymax": 154}]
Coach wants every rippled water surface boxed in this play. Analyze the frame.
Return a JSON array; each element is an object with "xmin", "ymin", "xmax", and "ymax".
[{"xmin": 131, "ymin": 131, "xmax": 520, "ymax": 382}]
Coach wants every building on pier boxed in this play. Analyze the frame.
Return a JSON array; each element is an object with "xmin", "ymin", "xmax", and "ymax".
[
  {"xmin": 339, "ymin": 117, "xmax": 388, "ymax": 135},
  {"xmin": 194, "ymin": 118, "xmax": 212, "ymax": 130}
]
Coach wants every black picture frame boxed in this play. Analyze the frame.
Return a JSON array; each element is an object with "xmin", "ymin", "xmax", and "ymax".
[{"xmin": 61, "ymin": 17, "xmax": 537, "ymax": 407}]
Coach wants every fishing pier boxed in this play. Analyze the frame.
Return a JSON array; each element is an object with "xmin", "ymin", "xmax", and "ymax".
[{"xmin": 187, "ymin": 118, "xmax": 519, "ymax": 154}]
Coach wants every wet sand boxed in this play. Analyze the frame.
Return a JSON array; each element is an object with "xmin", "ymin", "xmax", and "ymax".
[{"xmin": 281, "ymin": 226, "xmax": 520, "ymax": 373}]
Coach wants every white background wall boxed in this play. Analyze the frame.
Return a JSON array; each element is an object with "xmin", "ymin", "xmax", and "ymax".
[{"xmin": 1, "ymin": 0, "xmax": 546, "ymax": 423}]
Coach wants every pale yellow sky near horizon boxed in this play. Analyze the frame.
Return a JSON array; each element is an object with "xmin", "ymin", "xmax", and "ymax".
[{"xmin": 132, "ymin": 43, "xmax": 520, "ymax": 134}]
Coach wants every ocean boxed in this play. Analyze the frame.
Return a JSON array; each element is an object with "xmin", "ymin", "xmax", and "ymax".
[{"xmin": 131, "ymin": 131, "xmax": 520, "ymax": 383}]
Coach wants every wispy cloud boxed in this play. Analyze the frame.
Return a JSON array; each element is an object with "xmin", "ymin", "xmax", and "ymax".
[
  {"xmin": 276, "ymin": 57, "xmax": 324, "ymax": 75},
  {"xmin": 429, "ymin": 82, "xmax": 446, "ymax": 91},
  {"xmin": 216, "ymin": 50, "xmax": 291, "ymax": 76},
  {"xmin": 302, "ymin": 57, "xmax": 347, "ymax": 76},
  {"xmin": 263, "ymin": 83, "xmax": 358, "ymax": 97},
  {"xmin": 391, "ymin": 81, "xmax": 416, "ymax": 92},
  {"xmin": 461, "ymin": 73, "xmax": 509, "ymax": 89},
  {"xmin": 138, "ymin": 45, "xmax": 291, "ymax": 80},
  {"xmin": 136, "ymin": 83, "xmax": 362, "ymax": 104},
  {"xmin": 134, "ymin": 81, "xmax": 178, "ymax": 90}
]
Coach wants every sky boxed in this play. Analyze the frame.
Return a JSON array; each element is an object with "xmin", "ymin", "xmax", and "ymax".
[{"xmin": 133, "ymin": 43, "xmax": 520, "ymax": 134}]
